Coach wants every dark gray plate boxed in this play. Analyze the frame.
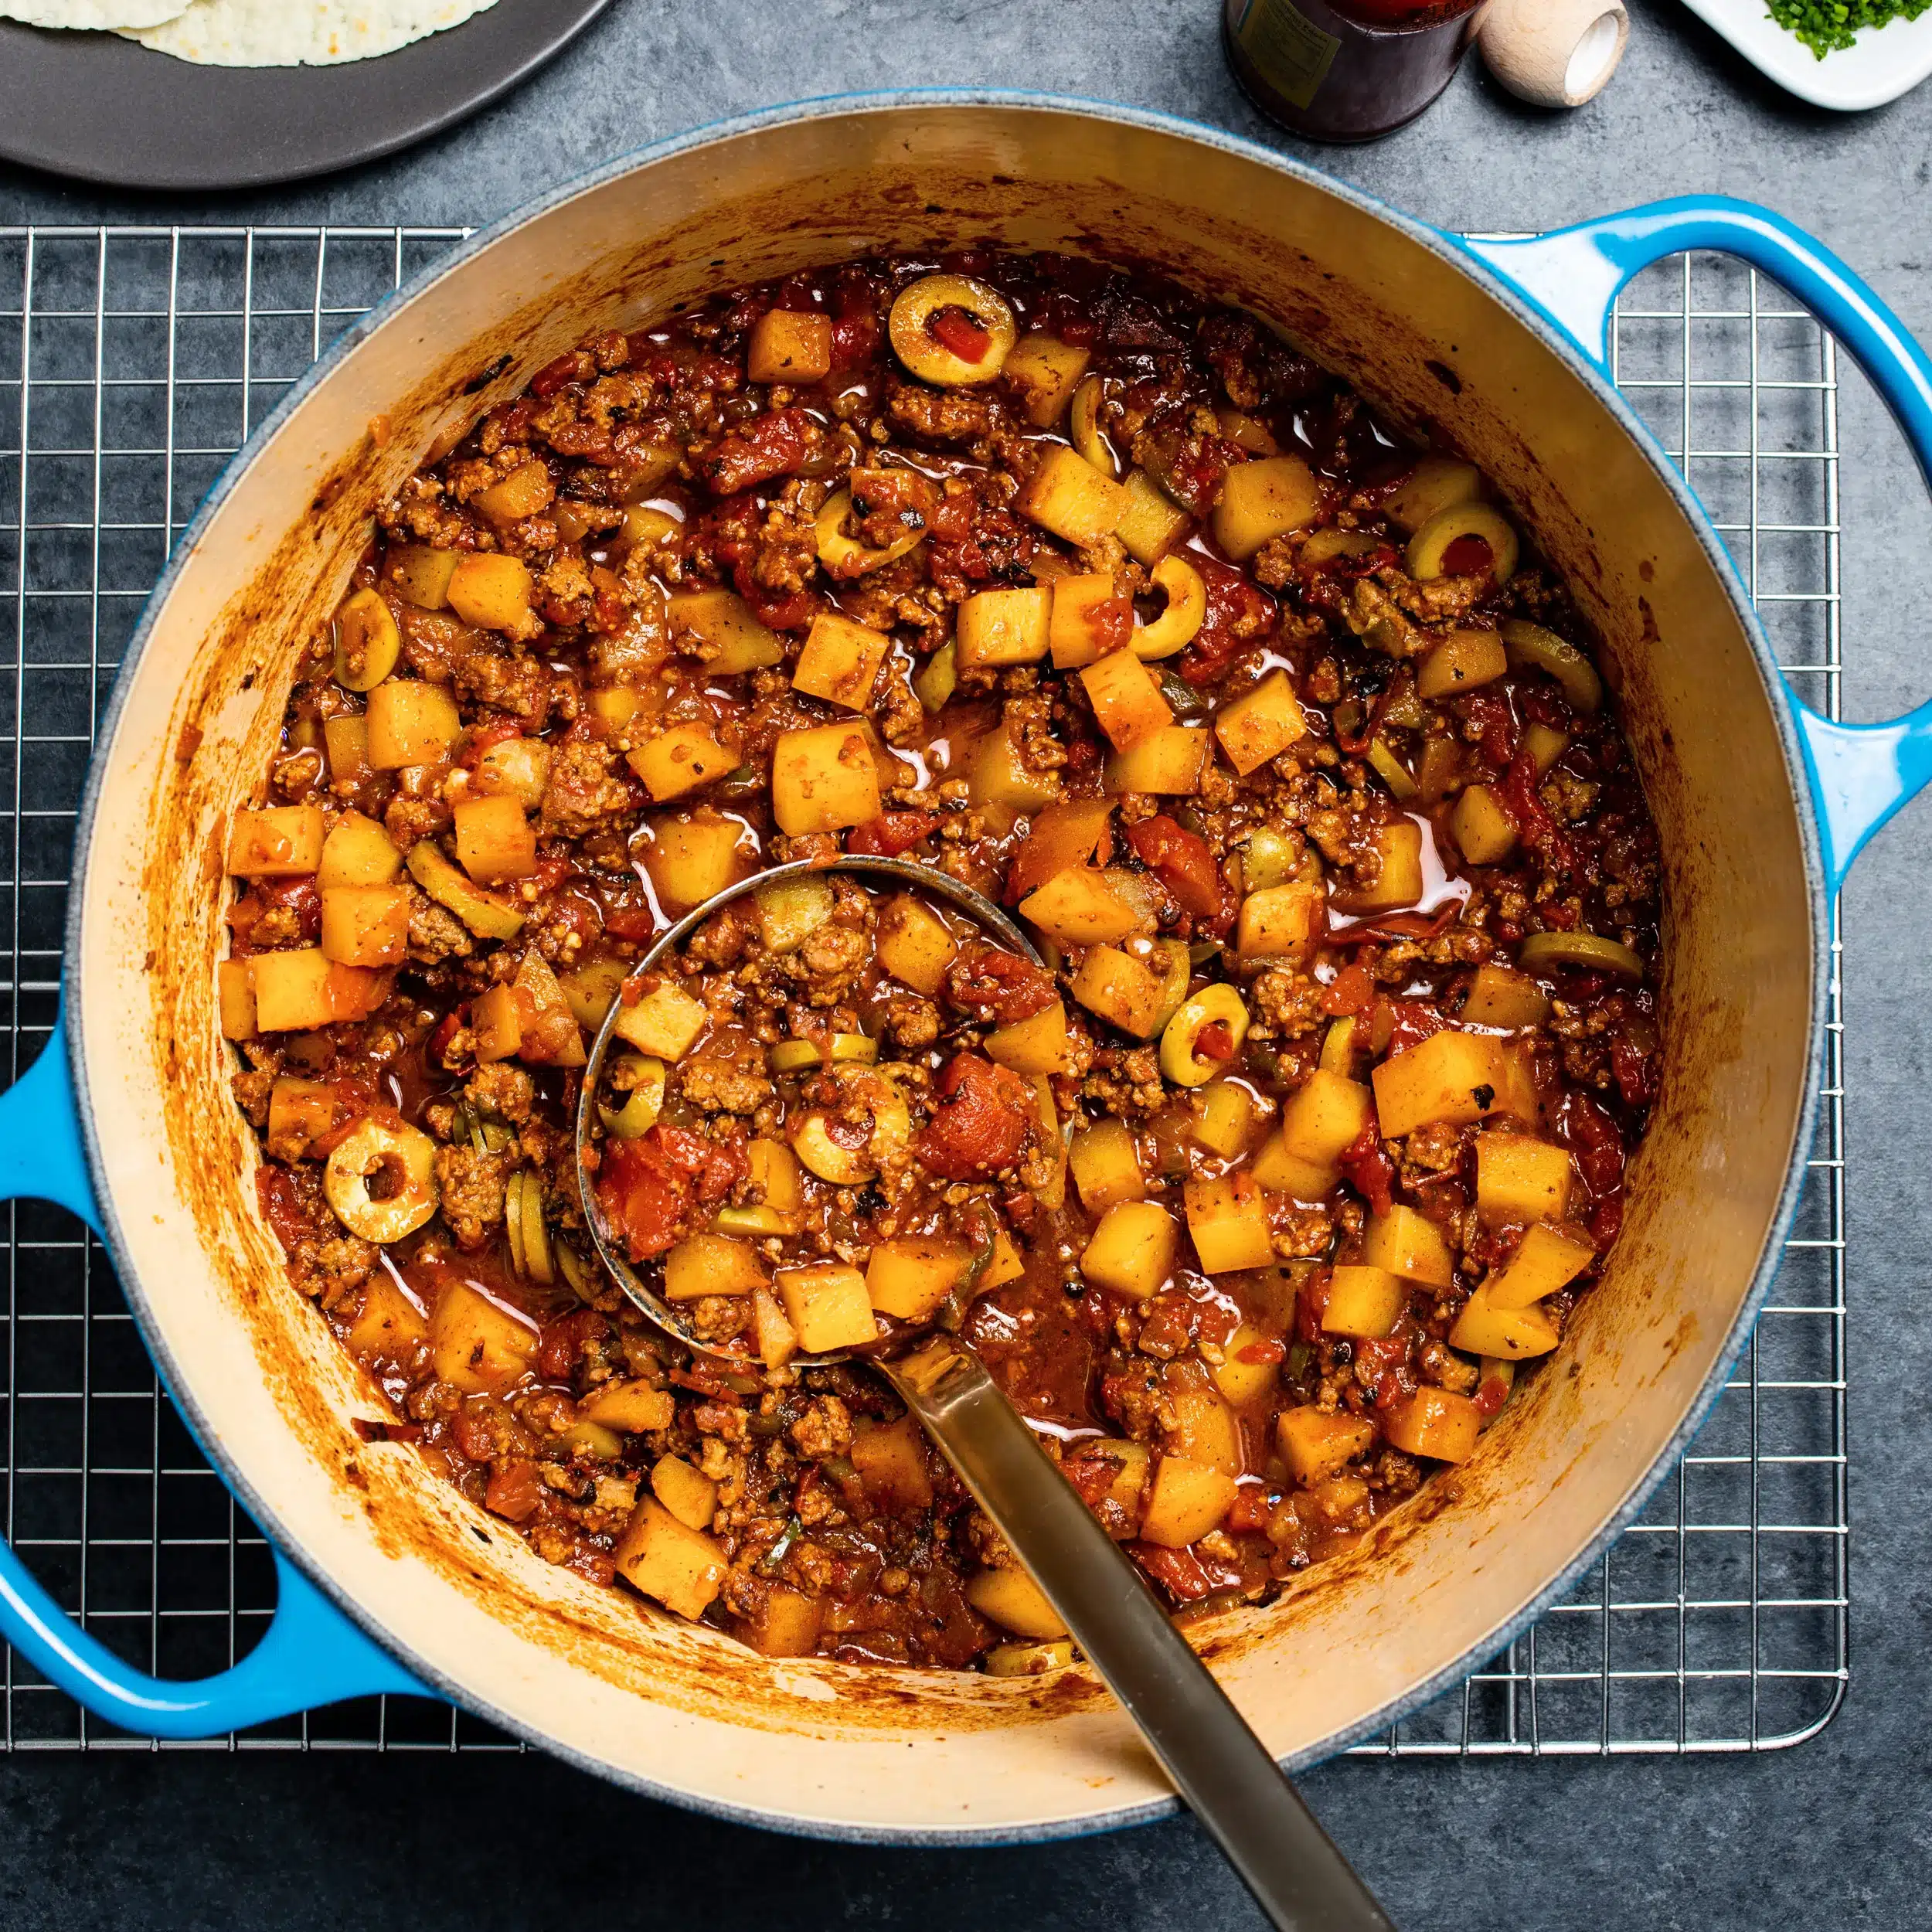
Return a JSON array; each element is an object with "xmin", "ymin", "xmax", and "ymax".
[{"xmin": 0, "ymin": 0, "xmax": 617, "ymax": 190}]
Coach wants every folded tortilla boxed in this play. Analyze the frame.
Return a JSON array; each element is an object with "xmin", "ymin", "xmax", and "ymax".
[
  {"xmin": 121, "ymin": 0, "xmax": 498, "ymax": 64},
  {"xmin": 2, "ymin": 1, "xmax": 192, "ymax": 26}
]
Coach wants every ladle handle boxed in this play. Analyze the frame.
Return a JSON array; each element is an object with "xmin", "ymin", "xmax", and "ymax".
[{"xmin": 884, "ymin": 1342, "xmax": 1394, "ymax": 1932}]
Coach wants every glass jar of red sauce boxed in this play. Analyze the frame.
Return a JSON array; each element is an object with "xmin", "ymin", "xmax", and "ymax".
[{"xmin": 1222, "ymin": 0, "xmax": 1487, "ymax": 143}]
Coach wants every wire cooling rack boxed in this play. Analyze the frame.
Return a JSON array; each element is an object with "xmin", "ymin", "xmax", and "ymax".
[{"xmin": 0, "ymin": 228, "xmax": 1847, "ymax": 1756}]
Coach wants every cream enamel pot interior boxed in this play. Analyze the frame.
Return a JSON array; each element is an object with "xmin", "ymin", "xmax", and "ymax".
[{"xmin": 9, "ymin": 96, "xmax": 1932, "ymax": 1840}]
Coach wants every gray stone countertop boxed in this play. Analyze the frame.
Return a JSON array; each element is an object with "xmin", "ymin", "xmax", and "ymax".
[{"xmin": 5, "ymin": 2, "xmax": 1930, "ymax": 1926}]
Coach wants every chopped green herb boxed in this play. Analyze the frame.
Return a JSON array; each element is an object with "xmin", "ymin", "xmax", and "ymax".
[{"xmin": 1767, "ymin": 0, "xmax": 1932, "ymax": 58}]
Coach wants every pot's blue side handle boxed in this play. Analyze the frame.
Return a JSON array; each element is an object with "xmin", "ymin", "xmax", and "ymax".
[
  {"xmin": 1467, "ymin": 198, "xmax": 1932, "ymax": 892},
  {"xmin": 0, "ymin": 1006, "xmax": 426, "ymax": 1736}
]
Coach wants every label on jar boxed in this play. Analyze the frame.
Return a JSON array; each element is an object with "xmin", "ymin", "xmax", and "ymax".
[{"xmin": 1233, "ymin": 0, "xmax": 1341, "ymax": 109}]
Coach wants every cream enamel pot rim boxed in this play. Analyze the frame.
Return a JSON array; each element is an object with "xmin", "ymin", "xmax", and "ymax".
[{"xmin": 2, "ymin": 95, "xmax": 1930, "ymax": 1843}]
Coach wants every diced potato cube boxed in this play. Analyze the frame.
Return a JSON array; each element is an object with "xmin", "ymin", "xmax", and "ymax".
[
  {"xmin": 1251, "ymin": 1132, "xmax": 1338, "ymax": 1201},
  {"xmin": 985, "ymin": 1001, "xmax": 1073, "ymax": 1076},
  {"xmin": 323, "ymin": 714, "xmax": 371, "ymax": 784},
  {"xmin": 627, "ymin": 722, "xmax": 735, "ymax": 802},
  {"xmin": 1372, "ymin": 1029, "xmax": 1511, "ymax": 1137},
  {"xmin": 386, "ymin": 544, "xmax": 461, "ymax": 610},
  {"xmin": 748, "ymin": 1136, "xmax": 802, "ymax": 1213},
  {"xmin": 1417, "ymin": 628, "xmax": 1508, "ymax": 702},
  {"xmin": 452, "ymin": 795, "xmax": 537, "ymax": 884},
  {"xmin": 1080, "ymin": 649, "xmax": 1173, "ymax": 753},
  {"xmin": 1017, "ymin": 444, "xmax": 1130, "ymax": 545},
  {"xmin": 876, "ymin": 893, "xmax": 957, "ymax": 997},
  {"xmin": 650, "ymin": 1454, "xmax": 719, "ymax": 1531},
  {"xmin": 747, "ymin": 308, "xmax": 833, "ymax": 385},
  {"xmin": 1212, "ymin": 1322, "xmax": 1283, "ymax": 1406},
  {"xmin": 508, "ymin": 951, "xmax": 586, "ymax": 1067},
  {"xmin": 611, "ymin": 982, "xmax": 709, "ymax": 1060},
  {"xmin": 318, "ymin": 885, "xmax": 410, "ymax": 968},
  {"xmin": 664, "ymin": 1233, "xmax": 768, "ymax": 1301},
  {"xmin": 217, "ymin": 959, "xmax": 257, "ymax": 1039},
  {"xmin": 1447, "ymin": 1284, "xmax": 1559, "ymax": 1360},
  {"xmin": 1081, "ymin": 1202, "xmax": 1177, "ymax": 1301},
  {"xmin": 316, "ymin": 811, "xmax": 401, "ymax": 889},
  {"xmin": 1211, "ymin": 455, "xmax": 1321, "ymax": 561},
  {"xmin": 666, "ymin": 588, "xmax": 786, "ymax": 674},
  {"xmin": 612, "ymin": 1495, "xmax": 727, "ymax": 1621},
  {"xmin": 794, "ymin": 611, "xmax": 891, "ymax": 708},
  {"xmin": 1048, "ymin": 574, "xmax": 1128, "ymax": 669},
  {"xmin": 1069, "ymin": 1118, "xmax": 1145, "ymax": 1213},
  {"xmin": 343, "ymin": 1273, "xmax": 428, "ymax": 1359},
  {"xmin": 1214, "ymin": 669, "xmax": 1307, "ymax": 776},
  {"xmin": 249, "ymin": 948, "xmax": 385, "ymax": 1032},
  {"xmin": 1277, "ymin": 1070, "xmax": 1373, "ymax": 1166},
  {"xmin": 866, "ymin": 1237, "xmax": 971, "ymax": 1322},
  {"xmin": 1105, "ymin": 725, "xmax": 1209, "ymax": 795},
  {"xmin": 429, "ymin": 1281, "xmax": 538, "ymax": 1395},
  {"xmin": 1475, "ymin": 1132, "xmax": 1573, "ymax": 1226},
  {"xmin": 1167, "ymin": 1378, "xmax": 1243, "ymax": 1474},
  {"xmin": 968, "ymin": 718, "xmax": 1060, "ymax": 812},
  {"xmin": 776, "ymin": 1263, "xmax": 878, "ymax": 1355},
  {"xmin": 1069, "ymin": 944, "xmax": 1166, "ymax": 1037},
  {"xmin": 1382, "ymin": 1387, "xmax": 1483, "ymax": 1464},
  {"xmin": 1019, "ymin": 867, "xmax": 1138, "ymax": 946},
  {"xmin": 1139, "ymin": 1454, "xmax": 1238, "ymax": 1548},
  {"xmin": 266, "ymin": 1077, "xmax": 339, "ymax": 1157},
  {"xmin": 1330, "ymin": 820, "xmax": 1425, "ymax": 915},
  {"xmin": 471, "ymin": 982, "xmax": 522, "ymax": 1062},
  {"xmin": 848, "ymin": 1414, "xmax": 934, "ymax": 1512},
  {"xmin": 1321, "ymin": 1264, "xmax": 1407, "ymax": 1338},
  {"xmin": 966, "ymin": 1566, "xmax": 1066, "ymax": 1640},
  {"xmin": 1360, "ymin": 1204, "xmax": 1455, "ymax": 1288},
  {"xmin": 1005, "ymin": 332, "xmax": 1092, "ymax": 427},
  {"xmin": 366, "ymin": 679, "xmax": 461, "ymax": 770},
  {"xmin": 1488, "ymin": 1223, "xmax": 1595, "ymax": 1308},
  {"xmin": 472, "ymin": 736, "xmax": 552, "ymax": 808},
  {"xmin": 642, "ymin": 810, "xmax": 751, "ymax": 911},
  {"xmin": 957, "ymin": 587, "xmax": 1052, "ymax": 672},
  {"xmin": 579, "ymin": 1377, "xmax": 676, "ymax": 1433},
  {"xmin": 1524, "ymin": 722, "xmax": 1570, "ymax": 774},
  {"xmin": 1184, "ymin": 1173, "xmax": 1274, "ymax": 1274},
  {"xmin": 1450, "ymin": 783, "xmax": 1516, "ymax": 865},
  {"xmin": 743, "ymin": 1586, "xmax": 825, "ymax": 1658},
  {"xmin": 227, "ymin": 805, "xmax": 324, "ymax": 879},
  {"xmin": 1115, "ymin": 468, "xmax": 1190, "ymax": 566},
  {"xmin": 589, "ymin": 686, "xmax": 644, "ymax": 733},
  {"xmin": 1277, "ymin": 1407, "xmax": 1377, "ymax": 1485},
  {"xmin": 984, "ymin": 1233, "xmax": 1026, "ymax": 1289},
  {"xmin": 770, "ymin": 723, "xmax": 882, "ymax": 835},
  {"xmin": 1194, "ymin": 1081, "xmax": 1260, "ymax": 1158},
  {"xmin": 1462, "ymin": 964, "xmax": 1549, "ymax": 1029},
  {"xmin": 1237, "ymin": 882, "xmax": 1322, "ymax": 961},
  {"xmin": 473, "ymin": 458, "xmax": 554, "ymax": 526},
  {"xmin": 446, "ymin": 553, "xmax": 533, "ymax": 631},
  {"xmin": 754, "ymin": 876, "xmax": 835, "ymax": 954}
]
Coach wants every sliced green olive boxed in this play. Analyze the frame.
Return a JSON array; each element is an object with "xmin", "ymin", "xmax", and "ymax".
[
  {"xmin": 1502, "ymin": 618, "xmax": 1604, "ymax": 714},
  {"xmin": 1367, "ymin": 739, "xmax": 1418, "ymax": 801},
  {"xmin": 814, "ymin": 488, "xmax": 924, "ymax": 577},
  {"xmin": 598, "ymin": 1053, "xmax": 666, "ymax": 1139},
  {"xmin": 791, "ymin": 1111, "xmax": 876, "ymax": 1185},
  {"xmin": 333, "ymin": 587, "xmax": 401, "ymax": 693},
  {"xmin": 1158, "ymin": 984, "xmax": 1251, "ymax": 1089},
  {"xmin": 1518, "ymin": 930, "xmax": 1644, "ymax": 978},
  {"xmin": 888, "ymin": 274, "xmax": 1016, "ymax": 387},
  {"xmin": 1406, "ymin": 502, "xmax": 1520, "ymax": 585},
  {"xmin": 1145, "ymin": 938, "xmax": 1195, "ymax": 1032},
  {"xmin": 323, "ymin": 1117, "xmax": 437, "ymax": 1243},
  {"xmin": 769, "ymin": 1034, "xmax": 878, "ymax": 1074},
  {"xmin": 915, "ymin": 639, "xmax": 957, "ymax": 713}
]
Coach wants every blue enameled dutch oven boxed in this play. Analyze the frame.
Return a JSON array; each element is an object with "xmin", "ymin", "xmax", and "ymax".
[{"xmin": 0, "ymin": 97, "xmax": 1926, "ymax": 1840}]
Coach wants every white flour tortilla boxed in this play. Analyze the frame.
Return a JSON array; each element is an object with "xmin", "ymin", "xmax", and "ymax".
[
  {"xmin": 121, "ymin": 0, "xmax": 498, "ymax": 64},
  {"xmin": 2, "ymin": 1, "xmax": 191, "ymax": 26}
]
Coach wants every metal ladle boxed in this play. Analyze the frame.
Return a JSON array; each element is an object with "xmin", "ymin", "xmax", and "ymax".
[{"xmin": 574, "ymin": 856, "xmax": 1393, "ymax": 1932}]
